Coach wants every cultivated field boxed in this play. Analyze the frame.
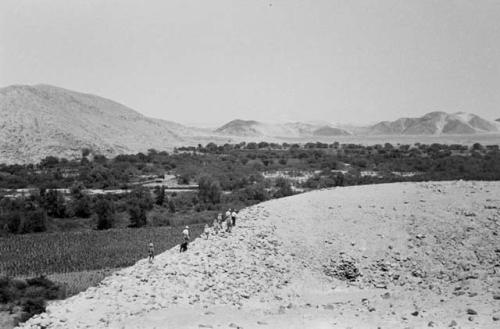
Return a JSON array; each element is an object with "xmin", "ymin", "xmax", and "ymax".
[{"xmin": 0, "ymin": 225, "xmax": 204, "ymax": 277}]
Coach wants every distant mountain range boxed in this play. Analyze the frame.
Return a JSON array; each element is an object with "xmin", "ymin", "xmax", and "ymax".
[
  {"xmin": 215, "ymin": 120, "xmax": 351, "ymax": 138},
  {"xmin": 1, "ymin": 84, "xmax": 499, "ymax": 164},
  {"xmin": 366, "ymin": 111, "xmax": 499, "ymax": 135},
  {"xmin": 215, "ymin": 112, "xmax": 499, "ymax": 138}
]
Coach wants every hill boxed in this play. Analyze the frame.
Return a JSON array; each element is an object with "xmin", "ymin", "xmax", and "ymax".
[
  {"xmin": 215, "ymin": 112, "xmax": 498, "ymax": 139},
  {"xmin": 18, "ymin": 181, "xmax": 500, "ymax": 329},
  {"xmin": 0, "ymin": 85, "xmax": 221, "ymax": 164},
  {"xmin": 368, "ymin": 111, "xmax": 498, "ymax": 135},
  {"xmin": 215, "ymin": 120, "xmax": 351, "ymax": 138}
]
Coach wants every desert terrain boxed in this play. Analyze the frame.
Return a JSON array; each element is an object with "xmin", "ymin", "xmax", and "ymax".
[{"xmin": 17, "ymin": 181, "xmax": 500, "ymax": 329}]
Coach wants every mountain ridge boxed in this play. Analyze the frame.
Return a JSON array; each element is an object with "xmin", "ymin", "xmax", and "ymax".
[
  {"xmin": 1, "ymin": 84, "xmax": 499, "ymax": 164},
  {"xmin": 215, "ymin": 119, "xmax": 351, "ymax": 138},
  {"xmin": 367, "ymin": 111, "xmax": 498, "ymax": 135}
]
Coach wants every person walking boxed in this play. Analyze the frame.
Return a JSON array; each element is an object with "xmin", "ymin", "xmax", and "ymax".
[
  {"xmin": 203, "ymin": 223, "xmax": 210, "ymax": 239},
  {"xmin": 231, "ymin": 209, "xmax": 237, "ymax": 227},
  {"xmin": 148, "ymin": 241, "xmax": 155, "ymax": 263},
  {"xmin": 226, "ymin": 212, "xmax": 232, "ymax": 233},
  {"xmin": 213, "ymin": 215, "xmax": 220, "ymax": 234},
  {"xmin": 180, "ymin": 225, "xmax": 190, "ymax": 252}
]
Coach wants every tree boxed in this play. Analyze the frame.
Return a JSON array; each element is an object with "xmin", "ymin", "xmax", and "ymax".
[
  {"xmin": 42, "ymin": 190, "xmax": 66, "ymax": 218},
  {"xmin": 198, "ymin": 176, "xmax": 221, "ymax": 204},
  {"xmin": 81, "ymin": 148, "xmax": 91, "ymax": 158},
  {"xmin": 128, "ymin": 205, "xmax": 147, "ymax": 227},
  {"xmin": 472, "ymin": 143, "xmax": 483, "ymax": 151},
  {"xmin": 69, "ymin": 183, "xmax": 91, "ymax": 218},
  {"xmin": 155, "ymin": 186, "xmax": 166, "ymax": 206},
  {"xmin": 3, "ymin": 211, "xmax": 21, "ymax": 234},
  {"xmin": 71, "ymin": 194, "xmax": 92, "ymax": 218},
  {"xmin": 40, "ymin": 156, "xmax": 59, "ymax": 168},
  {"xmin": 168, "ymin": 199, "xmax": 176, "ymax": 213},
  {"xmin": 95, "ymin": 197, "xmax": 114, "ymax": 230},
  {"xmin": 127, "ymin": 187, "xmax": 153, "ymax": 227}
]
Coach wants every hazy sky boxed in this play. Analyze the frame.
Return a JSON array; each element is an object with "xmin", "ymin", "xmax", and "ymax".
[{"xmin": 1, "ymin": 0, "xmax": 499, "ymax": 127}]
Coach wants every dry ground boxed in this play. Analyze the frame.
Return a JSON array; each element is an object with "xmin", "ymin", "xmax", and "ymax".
[{"xmin": 17, "ymin": 181, "xmax": 500, "ymax": 329}]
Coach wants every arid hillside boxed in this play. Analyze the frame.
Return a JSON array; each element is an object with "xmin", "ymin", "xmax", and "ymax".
[
  {"xmin": 17, "ymin": 181, "xmax": 500, "ymax": 329},
  {"xmin": 0, "ymin": 85, "xmax": 222, "ymax": 164}
]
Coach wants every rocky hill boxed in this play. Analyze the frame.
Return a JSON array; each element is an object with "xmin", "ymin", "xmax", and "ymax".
[
  {"xmin": 18, "ymin": 181, "xmax": 500, "ymax": 328},
  {"xmin": 369, "ymin": 111, "xmax": 498, "ymax": 135},
  {"xmin": 0, "ymin": 85, "xmax": 222, "ymax": 164},
  {"xmin": 215, "ymin": 120, "xmax": 351, "ymax": 138}
]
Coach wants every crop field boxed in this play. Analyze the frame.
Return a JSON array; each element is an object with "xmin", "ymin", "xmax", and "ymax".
[{"xmin": 0, "ymin": 225, "xmax": 204, "ymax": 277}]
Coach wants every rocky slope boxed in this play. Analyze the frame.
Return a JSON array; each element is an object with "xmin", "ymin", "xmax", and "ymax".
[
  {"xmin": 0, "ymin": 85, "xmax": 222, "ymax": 164},
  {"xmin": 369, "ymin": 111, "xmax": 499, "ymax": 135},
  {"xmin": 18, "ymin": 181, "xmax": 500, "ymax": 329}
]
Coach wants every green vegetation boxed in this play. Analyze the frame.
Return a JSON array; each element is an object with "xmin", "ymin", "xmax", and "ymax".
[
  {"xmin": 1, "ymin": 141, "xmax": 499, "ymax": 236},
  {"xmin": 0, "ymin": 275, "xmax": 65, "ymax": 325},
  {"xmin": 0, "ymin": 140, "xmax": 499, "ymax": 313}
]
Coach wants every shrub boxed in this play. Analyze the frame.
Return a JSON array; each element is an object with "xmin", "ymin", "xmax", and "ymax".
[
  {"xmin": 273, "ymin": 177, "xmax": 293, "ymax": 198},
  {"xmin": 168, "ymin": 199, "xmax": 176, "ymax": 213},
  {"xmin": 21, "ymin": 209, "xmax": 47, "ymax": 234},
  {"xmin": 0, "ymin": 276, "xmax": 65, "ymax": 324},
  {"xmin": 11, "ymin": 279, "xmax": 28, "ymax": 290},
  {"xmin": 18, "ymin": 297, "xmax": 46, "ymax": 323},
  {"xmin": 240, "ymin": 183, "xmax": 269, "ymax": 202}
]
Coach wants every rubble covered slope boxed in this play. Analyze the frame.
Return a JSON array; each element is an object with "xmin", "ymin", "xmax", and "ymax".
[{"xmin": 19, "ymin": 181, "xmax": 500, "ymax": 329}]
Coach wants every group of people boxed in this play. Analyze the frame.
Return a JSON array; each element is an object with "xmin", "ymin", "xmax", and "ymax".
[
  {"xmin": 147, "ymin": 208, "xmax": 239, "ymax": 263},
  {"xmin": 210, "ymin": 208, "xmax": 238, "ymax": 235}
]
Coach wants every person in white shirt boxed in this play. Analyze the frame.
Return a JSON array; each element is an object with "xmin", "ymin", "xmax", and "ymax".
[
  {"xmin": 180, "ymin": 226, "xmax": 190, "ymax": 252},
  {"xmin": 203, "ymin": 223, "xmax": 210, "ymax": 239}
]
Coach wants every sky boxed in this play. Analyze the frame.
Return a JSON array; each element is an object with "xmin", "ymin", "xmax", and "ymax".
[{"xmin": 1, "ymin": 0, "xmax": 499, "ymax": 127}]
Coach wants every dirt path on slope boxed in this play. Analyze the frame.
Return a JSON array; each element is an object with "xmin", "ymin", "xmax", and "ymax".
[{"xmin": 19, "ymin": 181, "xmax": 500, "ymax": 329}]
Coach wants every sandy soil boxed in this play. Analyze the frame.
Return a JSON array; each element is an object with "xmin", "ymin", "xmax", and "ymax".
[{"xmin": 17, "ymin": 181, "xmax": 500, "ymax": 329}]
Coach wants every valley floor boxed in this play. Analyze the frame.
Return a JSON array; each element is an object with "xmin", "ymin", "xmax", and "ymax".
[{"xmin": 18, "ymin": 181, "xmax": 500, "ymax": 329}]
